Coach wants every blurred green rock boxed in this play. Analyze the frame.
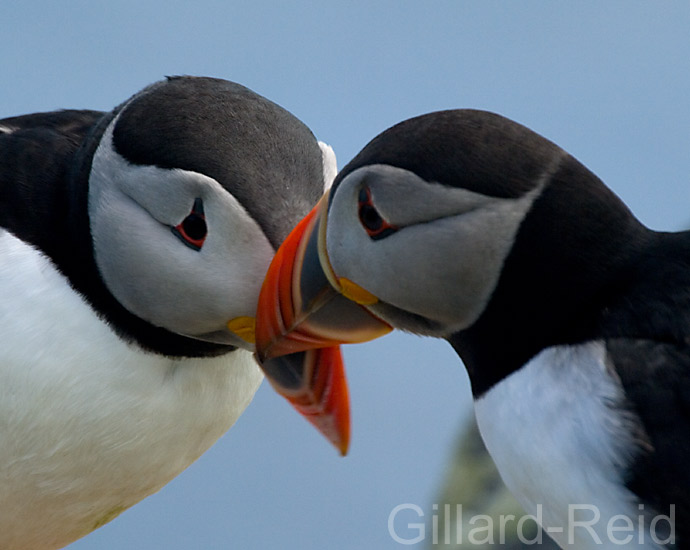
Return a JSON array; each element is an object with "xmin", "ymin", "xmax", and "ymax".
[{"xmin": 429, "ymin": 417, "xmax": 559, "ymax": 549}]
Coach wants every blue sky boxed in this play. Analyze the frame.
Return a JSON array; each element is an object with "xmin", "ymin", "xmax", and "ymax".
[{"xmin": 2, "ymin": 2, "xmax": 690, "ymax": 549}]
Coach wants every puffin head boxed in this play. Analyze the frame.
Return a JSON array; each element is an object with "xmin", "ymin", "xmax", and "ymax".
[
  {"xmin": 79, "ymin": 76, "xmax": 334, "ymax": 354},
  {"xmin": 66, "ymin": 77, "xmax": 353, "ymax": 451},
  {"xmin": 254, "ymin": 109, "xmax": 644, "ymax": 451}
]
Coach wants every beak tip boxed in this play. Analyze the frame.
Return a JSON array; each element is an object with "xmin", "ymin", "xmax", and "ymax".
[
  {"xmin": 338, "ymin": 440, "xmax": 349, "ymax": 457},
  {"xmin": 302, "ymin": 410, "xmax": 350, "ymax": 457},
  {"xmin": 256, "ymin": 347, "xmax": 351, "ymax": 455}
]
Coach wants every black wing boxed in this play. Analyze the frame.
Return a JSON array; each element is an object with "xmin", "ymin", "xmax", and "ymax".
[
  {"xmin": 0, "ymin": 110, "xmax": 103, "ymax": 137},
  {"xmin": 607, "ymin": 337, "xmax": 690, "ymax": 546},
  {"xmin": 0, "ymin": 109, "xmax": 103, "ymax": 242}
]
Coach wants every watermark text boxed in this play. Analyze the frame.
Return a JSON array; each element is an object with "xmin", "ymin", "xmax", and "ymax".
[{"xmin": 388, "ymin": 503, "xmax": 675, "ymax": 545}]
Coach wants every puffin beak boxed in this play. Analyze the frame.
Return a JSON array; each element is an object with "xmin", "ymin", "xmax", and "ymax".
[
  {"xmin": 254, "ymin": 193, "xmax": 392, "ymax": 453},
  {"xmin": 259, "ymin": 348, "xmax": 350, "ymax": 455}
]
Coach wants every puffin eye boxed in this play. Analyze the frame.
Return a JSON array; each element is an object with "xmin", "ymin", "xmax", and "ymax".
[
  {"xmin": 357, "ymin": 187, "xmax": 398, "ymax": 241},
  {"xmin": 172, "ymin": 198, "xmax": 207, "ymax": 251}
]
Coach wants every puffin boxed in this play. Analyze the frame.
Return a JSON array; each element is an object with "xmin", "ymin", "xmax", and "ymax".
[
  {"xmin": 254, "ymin": 110, "xmax": 689, "ymax": 549},
  {"xmin": 0, "ymin": 76, "xmax": 337, "ymax": 550}
]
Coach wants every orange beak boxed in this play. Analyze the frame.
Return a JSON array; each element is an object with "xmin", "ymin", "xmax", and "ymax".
[
  {"xmin": 255, "ymin": 194, "xmax": 392, "ymax": 454},
  {"xmin": 259, "ymin": 348, "xmax": 350, "ymax": 455}
]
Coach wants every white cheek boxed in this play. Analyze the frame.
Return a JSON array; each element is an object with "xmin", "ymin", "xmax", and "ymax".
[
  {"xmin": 91, "ymin": 185, "xmax": 274, "ymax": 335},
  {"xmin": 318, "ymin": 141, "xmax": 337, "ymax": 190},
  {"xmin": 327, "ymin": 212, "xmax": 501, "ymax": 328},
  {"xmin": 326, "ymin": 183, "xmax": 540, "ymax": 330},
  {"xmin": 195, "ymin": 197, "xmax": 275, "ymax": 323},
  {"xmin": 88, "ymin": 116, "xmax": 275, "ymax": 336}
]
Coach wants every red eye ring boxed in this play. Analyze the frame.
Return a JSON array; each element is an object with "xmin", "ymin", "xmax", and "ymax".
[
  {"xmin": 172, "ymin": 198, "xmax": 207, "ymax": 251},
  {"xmin": 358, "ymin": 187, "xmax": 398, "ymax": 241}
]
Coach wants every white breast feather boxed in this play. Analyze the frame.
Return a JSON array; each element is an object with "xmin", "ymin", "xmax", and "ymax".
[
  {"xmin": 0, "ymin": 230, "xmax": 263, "ymax": 549},
  {"xmin": 475, "ymin": 342, "xmax": 663, "ymax": 549}
]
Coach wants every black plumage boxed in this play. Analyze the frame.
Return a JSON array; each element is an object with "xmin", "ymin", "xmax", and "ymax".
[{"xmin": 333, "ymin": 109, "xmax": 690, "ymax": 545}]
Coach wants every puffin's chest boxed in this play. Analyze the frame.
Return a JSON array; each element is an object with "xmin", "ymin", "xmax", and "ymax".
[
  {"xmin": 0, "ymin": 231, "xmax": 263, "ymax": 549},
  {"xmin": 474, "ymin": 342, "xmax": 664, "ymax": 549}
]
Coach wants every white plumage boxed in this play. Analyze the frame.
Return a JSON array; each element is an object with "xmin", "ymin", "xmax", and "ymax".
[
  {"xmin": 475, "ymin": 342, "xmax": 658, "ymax": 549},
  {"xmin": 0, "ymin": 229, "xmax": 262, "ymax": 548},
  {"xmin": 0, "ymin": 76, "xmax": 332, "ymax": 549}
]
